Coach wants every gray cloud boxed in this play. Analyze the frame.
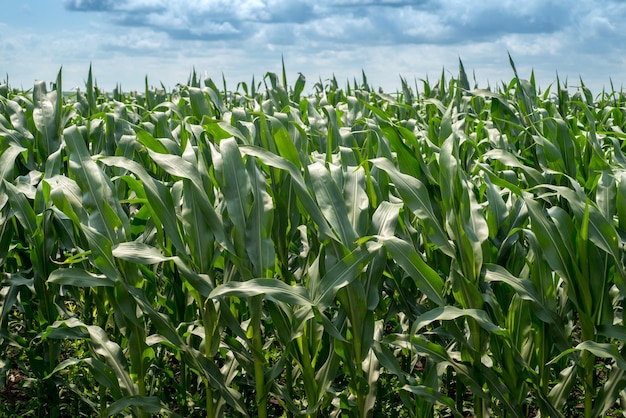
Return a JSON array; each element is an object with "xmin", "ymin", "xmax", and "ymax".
[
  {"xmin": 64, "ymin": 0, "xmax": 115, "ymax": 11},
  {"xmin": 0, "ymin": 0, "xmax": 621, "ymax": 98},
  {"xmin": 62, "ymin": 0, "xmax": 626, "ymax": 58}
]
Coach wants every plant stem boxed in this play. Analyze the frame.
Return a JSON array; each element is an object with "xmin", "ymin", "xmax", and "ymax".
[
  {"xmin": 300, "ymin": 324, "xmax": 319, "ymax": 416},
  {"xmin": 251, "ymin": 296, "xmax": 267, "ymax": 418},
  {"xmin": 582, "ymin": 350, "xmax": 594, "ymax": 418},
  {"xmin": 206, "ymin": 380, "xmax": 215, "ymax": 418},
  {"xmin": 581, "ymin": 318, "xmax": 596, "ymax": 418},
  {"xmin": 204, "ymin": 299, "xmax": 215, "ymax": 417},
  {"xmin": 179, "ymin": 360, "xmax": 188, "ymax": 417}
]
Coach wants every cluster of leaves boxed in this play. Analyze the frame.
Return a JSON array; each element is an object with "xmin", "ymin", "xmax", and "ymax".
[{"xmin": 1, "ymin": 60, "xmax": 626, "ymax": 417}]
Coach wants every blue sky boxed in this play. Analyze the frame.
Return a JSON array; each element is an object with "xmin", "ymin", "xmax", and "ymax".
[{"xmin": 2, "ymin": 0, "xmax": 625, "ymax": 94}]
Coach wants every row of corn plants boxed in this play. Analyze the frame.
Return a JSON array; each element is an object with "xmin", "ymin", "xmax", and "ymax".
[{"xmin": 1, "ymin": 59, "xmax": 626, "ymax": 417}]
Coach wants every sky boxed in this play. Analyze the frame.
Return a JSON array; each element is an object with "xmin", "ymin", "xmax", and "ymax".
[{"xmin": 1, "ymin": 0, "xmax": 626, "ymax": 95}]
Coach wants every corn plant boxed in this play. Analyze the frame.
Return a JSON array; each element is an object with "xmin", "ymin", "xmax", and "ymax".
[{"xmin": 1, "ymin": 59, "xmax": 626, "ymax": 417}]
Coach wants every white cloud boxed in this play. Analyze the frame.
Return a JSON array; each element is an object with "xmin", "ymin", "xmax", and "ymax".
[{"xmin": 4, "ymin": 0, "xmax": 626, "ymax": 94}]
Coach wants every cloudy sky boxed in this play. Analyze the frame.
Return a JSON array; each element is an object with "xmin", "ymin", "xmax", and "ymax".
[{"xmin": 2, "ymin": 0, "xmax": 625, "ymax": 94}]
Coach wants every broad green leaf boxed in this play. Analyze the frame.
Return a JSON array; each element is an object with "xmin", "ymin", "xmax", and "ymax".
[
  {"xmin": 3, "ymin": 180, "xmax": 37, "ymax": 234},
  {"xmin": 80, "ymin": 225, "xmax": 121, "ymax": 281},
  {"xmin": 412, "ymin": 306, "xmax": 506, "ymax": 336},
  {"xmin": 402, "ymin": 385, "xmax": 462, "ymax": 418},
  {"xmin": 343, "ymin": 166, "xmax": 369, "ymax": 237},
  {"xmin": 134, "ymin": 129, "xmax": 169, "ymax": 154},
  {"xmin": 43, "ymin": 142, "xmax": 65, "ymax": 178},
  {"xmin": 145, "ymin": 148, "xmax": 200, "ymax": 181},
  {"xmin": 312, "ymin": 244, "xmax": 376, "ymax": 310},
  {"xmin": 1, "ymin": 99, "xmax": 32, "ymax": 141},
  {"xmin": 214, "ymin": 137, "xmax": 253, "ymax": 258},
  {"xmin": 273, "ymin": 126, "xmax": 301, "ymax": 167},
  {"xmin": 0, "ymin": 143, "xmax": 25, "ymax": 180},
  {"xmin": 47, "ymin": 357, "xmax": 122, "ymax": 401},
  {"xmin": 539, "ymin": 183, "xmax": 625, "ymax": 279},
  {"xmin": 47, "ymin": 318, "xmax": 137, "ymax": 397},
  {"xmin": 370, "ymin": 201, "xmax": 401, "ymax": 237},
  {"xmin": 482, "ymin": 149, "xmax": 544, "ymax": 186},
  {"xmin": 180, "ymin": 177, "xmax": 214, "ymax": 272},
  {"xmin": 483, "ymin": 176, "xmax": 508, "ymax": 235},
  {"xmin": 593, "ymin": 368, "xmax": 626, "ymax": 417},
  {"xmin": 33, "ymin": 79, "xmax": 60, "ymax": 156},
  {"xmin": 112, "ymin": 242, "xmax": 174, "ymax": 264},
  {"xmin": 125, "ymin": 284, "xmax": 248, "ymax": 415},
  {"xmin": 309, "ymin": 162, "xmax": 358, "ymax": 248},
  {"xmin": 246, "ymin": 159, "xmax": 275, "ymax": 276},
  {"xmin": 617, "ymin": 172, "xmax": 626, "ymax": 230},
  {"xmin": 371, "ymin": 157, "xmax": 454, "ymax": 257},
  {"xmin": 572, "ymin": 341, "xmax": 626, "ymax": 370},
  {"xmin": 106, "ymin": 396, "xmax": 164, "ymax": 415},
  {"xmin": 362, "ymin": 321, "xmax": 383, "ymax": 415},
  {"xmin": 385, "ymin": 333, "xmax": 486, "ymax": 398},
  {"xmin": 188, "ymin": 86, "xmax": 212, "ymax": 120},
  {"xmin": 379, "ymin": 236, "xmax": 444, "ymax": 306},
  {"xmin": 337, "ymin": 280, "xmax": 369, "ymax": 363},
  {"xmin": 240, "ymin": 145, "xmax": 335, "ymax": 240},
  {"xmin": 64, "ymin": 125, "xmax": 128, "ymax": 243},
  {"xmin": 48, "ymin": 268, "xmax": 115, "ymax": 287},
  {"xmin": 210, "ymin": 279, "xmax": 311, "ymax": 306},
  {"xmin": 98, "ymin": 156, "xmax": 188, "ymax": 254},
  {"xmin": 525, "ymin": 198, "xmax": 579, "ymax": 285},
  {"xmin": 483, "ymin": 264, "xmax": 555, "ymax": 324}
]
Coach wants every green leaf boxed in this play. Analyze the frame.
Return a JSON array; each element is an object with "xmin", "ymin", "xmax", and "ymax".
[
  {"xmin": 0, "ymin": 144, "xmax": 25, "ymax": 180},
  {"xmin": 574, "ymin": 341, "xmax": 626, "ymax": 370},
  {"xmin": 525, "ymin": 198, "xmax": 579, "ymax": 285},
  {"xmin": 47, "ymin": 357, "xmax": 122, "ymax": 401},
  {"xmin": 112, "ymin": 242, "xmax": 174, "ymax": 264},
  {"xmin": 402, "ymin": 385, "xmax": 462, "ymax": 418},
  {"xmin": 482, "ymin": 149, "xmax": 544, "ymax": 186},
  {"xmin": 45, "ymin": 175, "xmax": 88, "ymax": 225},
  {"xmin": 309, "ymin": 162, "xmax": 358, "ymax": 248},
  {"xmin": 64, "ymin": 125, "xmax": 128, "ymax": 243},
  {"xmin": 246, "ymin": 159, "xmax": 275, "ymax": 276},
  {"xmin": 106, "ymin": 395, "xmax": 164, "ymax": 415},
  {"xmin": 312, "ymin": 244, "xmax": 376, "ymax": 310},
  {"xmin": 273, "ymin": 126, "xmax": 301, "ymax": 168},
  {"xmin": 188, "ymin": 87, "xmax": 212, "ymax": 120},
  {"xmin": 371, "ymin": 157, "xmax": 453, "ymax": 257},
  {"xmin": 593, "ymin": 368, "xmax": 626, "ymax": 417},
  {"xmin": 616, "ymin": 173, "xmax": 626, "ymax": 230},
  {"xmin": 343, "ymin": 166, "xmax": 369, "ymax": 237},
  {"xmin": 180, "ymin": 177, "xmax": 214, "ymax": 272},
  {"xmin": 134, "ymin": 129, "xmax": 170, "ymax": 153},
  {"xmin": 215, "ymin": 137, "xmax": 253, "ymax": 257},
  {"xmin": 483, "ymin": 264, "xmax": 553, "ymax": 323},
  {"xmin": 48, "ymin": 268, "xmax": 115, "ymax": 287},
  {"xmin": 412, "ymin": 306, "xmax": 506, "ymax": 336},
  {"xmin": 337, "ymin": 280, "xmax": 369, "ymax": 363},
  {"xmin": 98, "ymin": 155, "xmax": 188, "ymax": 255},
  {"xmin": 240, "ymin": 145, "xmax": 336, "ymax": 241},
  {"xmin": 124, "ymin": 284, "xmax": 248, "ymax": 415},
  {"xmin": 33, "ymin": 79, "xmax": 60, "ymax": 156},
  {"xmin": 3, "ymin": 180, "xmax": 37, "ymax": 235},
  {"xmin": 370, "ymin": 201, "xmax": 401, "ymax": 237},
  {"xmin": 47, "ymin": 318, "xmax": 137, "ymax": 397},
  {"xmin": 379, "ymin": 236, "xmax": 444, "ymax": 306},
  {"xmin": 210, "ymin": 279, "xmax": 311, "ymax": 307}
]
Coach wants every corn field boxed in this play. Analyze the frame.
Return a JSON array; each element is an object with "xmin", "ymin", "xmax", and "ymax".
[{"xmin": 1, "ymin": 59, "xmax": 626, "ymax": 417}]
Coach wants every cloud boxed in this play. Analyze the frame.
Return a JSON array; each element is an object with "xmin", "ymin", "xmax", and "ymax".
[
  {"xmin": 54, "ymin": 0, "xmax": 626, "ymax": 47},
  {"xmin": 63, "ymin": 0, "xmax": 580, "ymax": 47},
  {"xmin": 445, "ymin": 2, "xmax": 566, "ymax": 38},
  {"xmin": 53, "ymin": 0, "xmax": 626, "ymax": 94},
  {"xmin": 64, "ymin": 0, "xmax": 115, "ymax": 11}
]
